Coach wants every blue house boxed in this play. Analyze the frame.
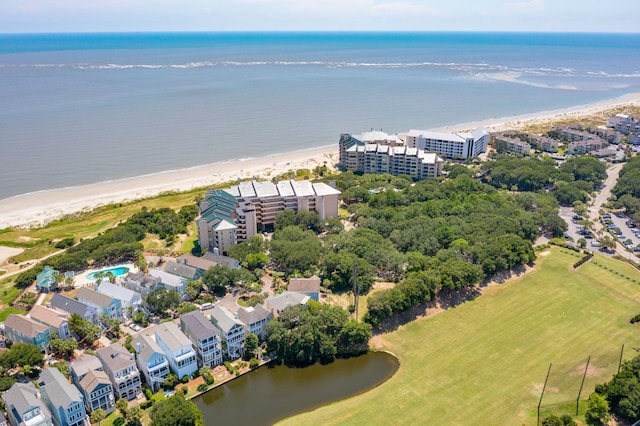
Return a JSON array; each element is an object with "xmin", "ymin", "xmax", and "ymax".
[
  {"xmin": 39, "ymin": 367, "xmax": 87, "ymax": 426},
  {"xmin": 36, "ymin": 266, "xmax": 59, "ymax": 293}
]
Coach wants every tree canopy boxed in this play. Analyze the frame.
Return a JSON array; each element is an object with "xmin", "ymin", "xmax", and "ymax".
[
  {"xmin": 150, "ymin": 394, "xmax": 204, "ymax": 426},
  {"xmin": 266, "ymin": 303, "xmax": 371, "ymax": 366}
]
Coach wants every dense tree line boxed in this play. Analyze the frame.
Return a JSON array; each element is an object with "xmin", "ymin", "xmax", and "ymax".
[
  {"xmin": 591, "ymin": 353, "xmax": 640, "ymax": 422},
  {"xmin": 612, "ymin": 156, "xmax": 640, "ymax": 222},
  {"xmin": 266, "ymin": 303, "xmax": 372, "ymax": 366},
  {"xmin": 481, "ymin": 155, "xmax": 607, "ymax": 206}
]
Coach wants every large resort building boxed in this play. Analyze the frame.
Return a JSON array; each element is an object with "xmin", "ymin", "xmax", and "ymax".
[
  {"xmin": 339, "ymin": 127, "xmax": 488, "ymax": 178},
  {"xmin": 197, "ymin": 179, "xmax": 340, "ymax": 255}
]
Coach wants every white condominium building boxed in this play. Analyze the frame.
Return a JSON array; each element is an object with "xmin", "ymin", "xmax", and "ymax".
[
  {"xmin": 404, "ymin": 127, "xmax": 489, "ymax": 160},
  {"xmin": 198, "ymin": 179, "xmax": 341, "ymax": 254}
]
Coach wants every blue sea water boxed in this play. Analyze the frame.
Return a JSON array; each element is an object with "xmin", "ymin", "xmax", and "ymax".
[{"xmin": 1, "ymin": 32, "xmax": 639, "ymax": 200}]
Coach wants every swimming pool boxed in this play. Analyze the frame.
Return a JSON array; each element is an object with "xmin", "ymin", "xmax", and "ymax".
[{"xmin": 86, "ymin": 266, "xmax": 130, "ymax": 281}]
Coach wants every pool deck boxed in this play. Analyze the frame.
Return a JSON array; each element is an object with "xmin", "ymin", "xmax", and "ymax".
[{"xmin": 73, "ymin": 263, "xmax": 137, "ymax": 288}]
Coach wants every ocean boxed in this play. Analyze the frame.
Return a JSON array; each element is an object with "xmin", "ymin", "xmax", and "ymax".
[{"xmin": 1, "ymin": 32, "xmax": 639, "ymax": 200}]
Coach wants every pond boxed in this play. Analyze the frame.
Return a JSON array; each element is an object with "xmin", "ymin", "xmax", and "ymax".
[{"xmin": 193, "ymin": 351, "xmax": 399, "ymax": 425}]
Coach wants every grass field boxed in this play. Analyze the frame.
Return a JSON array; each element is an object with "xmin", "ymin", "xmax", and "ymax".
[
  {"xmin": 0, "ymin": 188, "xmax": 206, "ymax": 263},
  {"xmin": 279, "ymin": 248, "xmax": 640, "ymax": 425}
]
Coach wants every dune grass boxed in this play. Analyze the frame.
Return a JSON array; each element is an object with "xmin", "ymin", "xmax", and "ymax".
[
  {"xmin": 280, "ymin": 248, "xmax": 640, "ymax": 425},
  {"xmin": 0, "ymin": 189, "xmax": 206, "ymax": 263}
]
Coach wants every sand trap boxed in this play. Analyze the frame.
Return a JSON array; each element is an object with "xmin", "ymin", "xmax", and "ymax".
[{"xmin": 0, "ymin": 246, "xmax": 24, "ymax": 265}]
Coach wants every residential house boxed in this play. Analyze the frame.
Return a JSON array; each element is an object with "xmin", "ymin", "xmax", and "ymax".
[
  {"xmin": 236, "ymin": 303, "xmax": 273, "ymax": 340},
  {"xmin": 3, "ymin": 314, "xmax": 51, "ymax": 350},
  {"xmin": 148, "ymin": 269, "xmax": 187, "ymax": 296},
  {"xmin": 568, "ymin": 139, "xmax": 606, "ymax": 155},
  {"xmin": 70, "ymin": 354, "xmax": 115, "ymax": 415},
  {"xmin": 153, "ymin": 322, "xmax": 198, "ymax": 379},
  {"xmin": 3, "ymin": 383, "xmax": 53, "ymax": 426},
  {"xmin": 132, "ymin": 332, "xmax": 170, "ymax": 392},
  {"xmin": 265, "ymin": 291, "xmax": 310, "ymax": 315},
  {"xmin": 180, "ymin": 311, "xmax": 223, "ymax": 368},
  {"xmin": 38, "ymin": 367, "xmax": 86, "ymax": 426},
  {"xmin": 36, "ymin": 266, "xmax": 58, "ymax": 293},
  {"xmin": 0, "ymin": 412, "xmax": 7, "ymax": 426},
  {"xmin": 29, "ymin": 304, "xmax": 71, "ymax": 340},
  {"xmin": 122, "ymin": 271, "xmax": 160, "ymax": 297},
  {"xmin": 209, "ymin": 305, "xmax": 245, "ymax": 360},
  {"xmin": 97, "ymin": 343, "xmax": 142, "ymax": 401},
  {"xmin": 96, "ymin": 281, "xmax": 142, "ymax": 313},
  {"xmin": 78, "ymin": 370, "xmax": 115, "ymax": 415},
  {"xmin": 288, "ymin": 276, "xmax": 321, "ymax": 302},
  {"xmin": 76, "ymin": 287, "xmax": 122, "ymax": 321},
  {"xmin": 50, "ymin": 294, "xmax": 97, "ymax": 322},
  {"xmin": 175, "ymin": 254, "xmax": 240, "ymax": 274}
]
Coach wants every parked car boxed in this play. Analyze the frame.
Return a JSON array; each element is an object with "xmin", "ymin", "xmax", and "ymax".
[
  {"xmin": 129, "ymin": 323, "xmax": 142, "ymax": 332},
  {"xmin": 591, "ymin": 241, "xmax": 601, "ymax": 248}
]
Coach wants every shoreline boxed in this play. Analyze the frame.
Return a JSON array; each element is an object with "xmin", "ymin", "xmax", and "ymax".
[{"xmin": 2, "ymin": 92, "xmax": 640, "ymax": 230}]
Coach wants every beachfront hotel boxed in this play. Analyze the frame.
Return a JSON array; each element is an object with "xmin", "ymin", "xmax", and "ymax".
[
  {"xmin": 197, "ymin": 179, "xmax": 341, "ymax": 255},
  {"xmin": 339, "ymin": 127, "xmax": 488, "ymax": 177}
]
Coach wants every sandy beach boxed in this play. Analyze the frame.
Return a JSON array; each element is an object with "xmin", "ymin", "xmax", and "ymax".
[{"xmin": 1, "ymin": 93, "xmax": 639, "ymax": 230}]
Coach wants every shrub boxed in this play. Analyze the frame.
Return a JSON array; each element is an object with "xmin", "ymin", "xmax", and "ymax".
[
  {"xmin": 249, "ymin": 358, "xmax": 260, "ymax": 369},
  {"xmin": 630, "ymin": 313, "xmax": 640, "ymax": 324},
  {"xmin": 197, "ymin": 383, "xmax": 208, "ymax": 392},
  {"xmin": 181, "ymin": 375, "xmax": 189, "ymax": 384}
]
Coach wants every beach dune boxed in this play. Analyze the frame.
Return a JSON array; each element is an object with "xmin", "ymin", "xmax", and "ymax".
[{"xmin": 1, "ymin": 93, "xmax": 639, "ymax": 230}]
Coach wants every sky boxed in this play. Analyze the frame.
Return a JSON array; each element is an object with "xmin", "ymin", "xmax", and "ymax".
[{"xmin": 0, "ymin": 0, "xmax": 639, "ymax": 33}]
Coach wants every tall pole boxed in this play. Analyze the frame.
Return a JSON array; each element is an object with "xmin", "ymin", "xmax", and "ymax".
[
  {"xmin": 538, "ymin": 363, "xmax": 552, "ymax": 426},
  {"xmin": 576, "ymin": 356, "xmax": 590, "ymax": 416},
  {"xmin": 353, "ymin": 261, "xmax": 360, "ymax": 321},
  {"xmin": 618, "ymin": 344, "xmax": 625, "ymax": 373}
]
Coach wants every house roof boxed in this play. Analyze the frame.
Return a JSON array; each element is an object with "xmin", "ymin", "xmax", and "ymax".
[
  {"xmin": 79, "ymin": 369, "xmax": 111, "ymax": 395},
  {"xmin": 163, "ymin": 261, "xmax": 199, "ymax": 280},
  {"xmin": 210, "ymin": 305, "xmax": 243, "ymax": 334},
  {"xmin": 203, "ymin": 253, "xmax": 240, "ymax": 269},
  {"xmin": 97, "ymin": 343, "xmax": 136, "ymax": 373},
  {"xmin": 132, "ymin": 333, "xmax": 165, "ymax": 363},
  {"xmin": 77, "ymin": 287, "xmax": 114, "ymax": 308},
  {"xmin": 153, "ymin": 322, "xmax": 192, "ymax": 351},
  {"xmin": 148, "ymin": 269, "xmax": 185, "ymax": 289},
  {"xmin": 36, "ymin": 266, "xmax": 58, "ymax": 289},
  {"xmin": 180, "ymin": 310, "xmax": 219, "ymax": 340},
  {"xmin": 97, "ymin": 281, "xmax": 141, "ymax": 304},
  {"xmin": 39, "ymin": 367, "xmax": 82, "ymax": 410},
  {"xmin": 50, "ymin": 294, "xmax": 93, "ymax": 317},
  {"xmin": 237, "ymin": 303, "xmax": 272, "ymax": 326},
  {"xmin": 265, "ymin": 291, "xmax": 310, "ymax": 313},
  {"xmin": 5, "ymin": 314, "xmax": 48, "ymax": 338},
  {"xmin": 3, "ymin": 383, "xmax": 51, "ymax": 423},
  {"xmin": 70, "ymin": 354, "xmax": 103, "ymax": 381},
  {"xmin": 288, "ymin": 276, "xmax": 321, "ymax": 293},
  {"xmin": 175, "ymin": 255, "xmax": 218, "ymax": 272},
  {"xmin": 29, "ymin": 305, "xmax": 69, "ymax": 328}
]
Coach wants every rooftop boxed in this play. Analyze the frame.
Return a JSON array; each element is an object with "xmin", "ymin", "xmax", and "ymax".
[
  {"xmin": 265, "ymin": 291, "xmax": 310, "ymax": 313},
  {"xmin": 180, "ymin": 310, "xmax": 220, "ymax": 340},
  {"xmin": 77, "ymin": 287, "xmax": 114, "ymax": 308},
  {"xmin": 29, "ymin": 304, "xmax": 69, "ymax": 328},
  {"xmin": 224, "ymin": 179, "xmax": 341, "ymax": 201},
  {"xmin": 98, "ymin": 343, "xmax": 136, "ymax": 372},
  {"xmin": 237, "ymin": 303, "xmax": 272, "ymax": 325},
  {"xmin": 5, "ymin": 314, "xmax": 48, "ymax": 338},
  {"xmin": 70, "ymin": 354, "xmax": 103, "ymax": 381},
  {"xmin": 39, "ymin": 367, "xmax": 82, "ymax": 409},
  {"xmin": 288, "ymin": 276, "xmax": 321, "ymax": 293},
  {"xmin": 50, "ymin": 293, "xmax": 93, "ymax": 317},
  {"xmin": 78, "ymin": 369, "xmax": 111, "ymax": 394},
  {"xmin": 132, "ymin": 332, "xmax": 165, "ymax": 363},
  {"xmin": 97, "ymin": 281, "xmax": 141, "ymax": 304},
  {"xmin": 163, "ymin": 261, "xmax": 199, "ymax": 280},
  {"xmin": 148, "ymin": 269, "xmax": 185, "ymax": 289},
  {"xmin": 153, "ymin": 322, "xmax": 192, "ymax": 351},
  {"xmin": 3, "ymin": 383, "xmax": 51, "ymax": 422},
  {"xmin": 210, "ymin": 305, "xmax": 244, "ymax": 334}
]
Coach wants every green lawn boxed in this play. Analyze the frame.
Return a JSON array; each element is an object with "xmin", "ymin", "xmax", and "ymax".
[{"xmin": 280, "ymin": 248, "xmax": 640, "ymax": 425}]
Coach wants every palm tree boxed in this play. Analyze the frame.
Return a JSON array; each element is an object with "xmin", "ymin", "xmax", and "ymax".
[
  {"xmin": 94, "ymin": 271, "xmax": 105, "ymax": 284},
  {"xmin": 106, "ymin": 271, "xmax": 116, "ymax": 284}
]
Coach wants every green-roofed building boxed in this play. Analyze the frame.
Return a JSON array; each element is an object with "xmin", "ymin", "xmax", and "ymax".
[{"xmin": 36, "ymin": 265, "xmax": 59, "ymax": 293}]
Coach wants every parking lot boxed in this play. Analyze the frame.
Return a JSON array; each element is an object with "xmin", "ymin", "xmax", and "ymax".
[{"xmin": 602, "ymin": 212, "xmax": 640, "ymax": 251}]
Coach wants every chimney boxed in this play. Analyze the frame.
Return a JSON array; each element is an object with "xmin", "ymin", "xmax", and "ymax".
[
  {"xmin": 136, "ymin": 342, "xmax": 141, "ymax": 354},
  {"xmin": 234, "ymin": 311, "xmax": 239, "ymax": 320}
]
